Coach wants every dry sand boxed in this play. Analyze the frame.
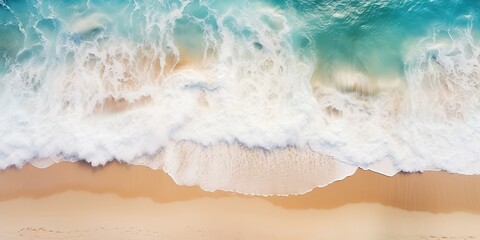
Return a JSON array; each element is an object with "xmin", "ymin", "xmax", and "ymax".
[{"xmin": 1, "ymin": 162, "xmax": 480, "ymax": 240}]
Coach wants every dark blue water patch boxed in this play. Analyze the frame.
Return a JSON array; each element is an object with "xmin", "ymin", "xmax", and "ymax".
[{"xmin": 272, "ymin": 0, "xmax": 480, "ymax": 81}]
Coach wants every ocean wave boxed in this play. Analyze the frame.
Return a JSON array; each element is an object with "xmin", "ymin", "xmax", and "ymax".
[{"xmin": 1, "ymin": 0, "xmax": 480, "ymax": 195}]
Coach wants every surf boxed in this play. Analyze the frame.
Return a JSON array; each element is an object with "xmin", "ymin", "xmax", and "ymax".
[{"xmin": 1, "ymin": 0, "xmax": 480, "ymax": 195}]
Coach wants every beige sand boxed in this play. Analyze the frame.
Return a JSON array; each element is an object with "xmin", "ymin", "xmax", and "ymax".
[{"xmin": 1, "ymin": 162, "xmax": 480, "ymax": 239}]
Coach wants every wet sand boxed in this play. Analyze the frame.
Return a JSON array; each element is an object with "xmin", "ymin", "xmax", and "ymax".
[{"xmin": 1, "ymin": 162, "xmax": 480, "ymax": 239}]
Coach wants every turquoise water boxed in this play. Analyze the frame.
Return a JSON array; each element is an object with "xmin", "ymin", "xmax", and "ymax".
[
  {"xmin": 1, "ymin": 0, "xmax": 480, "ymax": 194},
  {"xmin": 1, "ymin": 0, "xmax": 479, "ymax": 82}
]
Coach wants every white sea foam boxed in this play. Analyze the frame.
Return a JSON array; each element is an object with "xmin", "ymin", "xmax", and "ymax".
[
  {"xmin": 161, "ymin": 141, "xmax": 356, "ymax": 195},
  {"xmin": 1, "ymin": 1, "xmax": 480, "ymax": 195}
]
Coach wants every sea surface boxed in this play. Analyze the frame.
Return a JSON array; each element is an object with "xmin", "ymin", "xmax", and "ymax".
[{"xmin": 1, "ymin": 0, "xmax": 480, "ymax": 194}]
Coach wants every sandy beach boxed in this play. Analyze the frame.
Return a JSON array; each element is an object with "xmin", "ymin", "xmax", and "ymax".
[
  {"xmin": 2, "ymin": 0, "xmax": 480, "ymax": 239},
  {"xmin": 1, "ymin": 162, "xmax": 480, "ymax": 240}
]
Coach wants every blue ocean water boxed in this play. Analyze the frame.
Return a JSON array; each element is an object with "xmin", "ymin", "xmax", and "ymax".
[
  {"xmin": 1, "ymin": 0, "xmax": 480, "ymax": 194},
  {"xmin": 1, "ymin": 0, "xmax": 479, "ymax": 79}
]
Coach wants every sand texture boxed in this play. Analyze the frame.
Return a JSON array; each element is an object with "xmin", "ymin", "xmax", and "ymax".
[{"xmin": 1, "ymin": 162, "xmax": 480, "ymax": 240}]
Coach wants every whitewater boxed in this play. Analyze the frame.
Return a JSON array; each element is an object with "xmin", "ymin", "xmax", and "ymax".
[{"xmin": 1, "ymin": 0, "xmax": 480, "ymax": 195}]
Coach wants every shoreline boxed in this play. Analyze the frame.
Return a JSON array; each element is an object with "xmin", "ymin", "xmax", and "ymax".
[
  {"xmin": 1, "ymin": 161, "xmax": 480, "ymax": 213},
  {"xmin": 1, "ymin": 162, "xmax": 480, "ymax": 239}
]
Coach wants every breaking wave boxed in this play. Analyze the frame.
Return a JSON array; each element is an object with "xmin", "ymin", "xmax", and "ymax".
[{"xmin": 1, "ymin": 0, "xmax": 480, "ymax": 194}]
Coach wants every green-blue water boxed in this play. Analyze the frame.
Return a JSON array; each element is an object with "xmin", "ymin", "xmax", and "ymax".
[{"xmin": 1, "ymin": 0, "xmax": 479, "ymax": 81}]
